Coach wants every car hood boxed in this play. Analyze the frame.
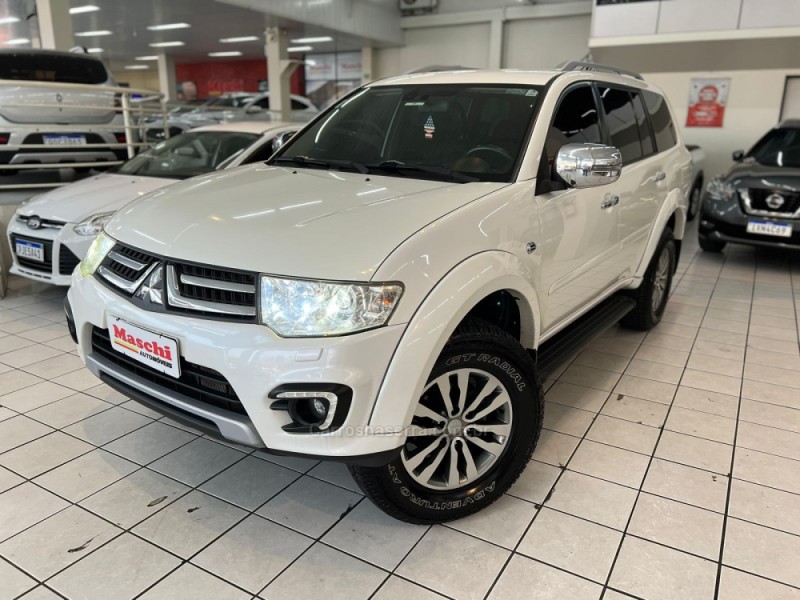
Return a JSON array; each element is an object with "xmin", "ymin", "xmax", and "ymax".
[
  {"xmin": 18, "ymin": 174, "xmax": 177, "ymax": 224},
  {"xmin": 106, "ymin": 165, "xmax": 504, "ymax": 281},
  {"xmin": 723, "ymin": 160, "xmax": 800, "ymax": 192}
]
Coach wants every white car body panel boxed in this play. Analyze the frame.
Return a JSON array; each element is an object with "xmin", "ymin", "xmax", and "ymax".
[{"xmin": 66, "ymin": 68, "xmax": 692, "ymax": 460}]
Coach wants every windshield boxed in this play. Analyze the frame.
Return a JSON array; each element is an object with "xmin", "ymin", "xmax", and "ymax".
[
  {"xmin": 748, "ymin": 127, "xmax": 800, "ymax": 168},
  {"xmin": 117, "ymin": 131, "xmax": 260, "ymax": 179},
  {"xmin": 273, "ymin": 84, "xmax": 542, "ymax": 183}
]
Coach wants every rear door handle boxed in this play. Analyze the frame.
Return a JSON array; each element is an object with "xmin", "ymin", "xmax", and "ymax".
[
  {"xmin": 654, "ymin": 171, "xmax": 666, "ymax": 181},
  {"xmin": 601, "ymin": 195, "xmax": 619, "ymax": 210}
]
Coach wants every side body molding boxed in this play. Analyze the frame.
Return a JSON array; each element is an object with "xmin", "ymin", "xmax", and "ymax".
[{"xmin": 368, "ymin": 251, "xmax": 542, "ymax": 433}]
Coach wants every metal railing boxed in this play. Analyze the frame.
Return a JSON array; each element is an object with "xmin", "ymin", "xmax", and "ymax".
[{"xmin": 0, "ymin": 80, "xmax": 168, "ymax": 190}]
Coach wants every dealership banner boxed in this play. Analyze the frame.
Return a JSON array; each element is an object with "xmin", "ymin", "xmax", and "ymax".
[{"xmin": 686, "ymin": 78, "xmax": 730, "ymax": 127}]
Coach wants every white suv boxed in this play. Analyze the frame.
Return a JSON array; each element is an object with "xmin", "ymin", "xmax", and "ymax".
[{"xmin": 67, "ymin": 64, "xmax": 691, "ymax": 523}]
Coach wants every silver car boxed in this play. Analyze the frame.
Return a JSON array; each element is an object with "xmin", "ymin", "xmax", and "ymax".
[{"xmin": 0, "ymin": 49, "xmax": 130, "ymax": 175}]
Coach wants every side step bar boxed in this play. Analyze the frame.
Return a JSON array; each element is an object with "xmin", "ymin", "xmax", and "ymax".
[{"xmin": 537, "ymin": 295, "xmax": 636, "ymax": 380}]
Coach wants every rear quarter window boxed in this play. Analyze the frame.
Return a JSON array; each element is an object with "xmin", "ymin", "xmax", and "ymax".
[
  {"xmin": 0, "ymin": 53, "xmax": 109, "ymax": 84},
  {"xmin": 643, "ymin": 90, "xmax": 677, "ymax": 152}
]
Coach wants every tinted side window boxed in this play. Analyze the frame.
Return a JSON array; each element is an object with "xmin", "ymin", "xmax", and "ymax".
[
  {"xmin": 631, "ymin": 92, "xmax": 655, "ymax": 157},
  {"xmin": 643, "ymin": 91, "xmax": 677, "ymax": 151},
  {"xmin": 545, "ymin": 85, "xmax": 602, "ymax": 161},
  {"xmin": 0, "ymin": 52, "xmax": 108, "ymax": 84},
  {"xmin": 599, "ymin": 87, "xmax": 642, "ymax": 163}
]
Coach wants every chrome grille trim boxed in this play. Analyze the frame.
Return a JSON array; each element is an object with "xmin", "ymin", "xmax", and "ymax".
[
  {"xmin": 16, "ymin": 215, "xmax": 65, "ymax": 230},
  {"xmin": 166, "ymin": 265, "xmax": 256, "ymax": 317},
  {"xmin": 98, "ymin": 262, "xmax": 157, "ymax": 294},
  {"xmin": 178, "ymin": 273, "xmax": 256, "ymax": 294},
  {"xmin": 108, "ymin": 250, "xmax": 148, "ymax": 271},
  {"xmin": 739, "ymin": 188, "xmax": 800, "ymax": 219}
]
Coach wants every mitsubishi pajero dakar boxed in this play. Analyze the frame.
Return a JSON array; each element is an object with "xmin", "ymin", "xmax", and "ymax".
[{"xmin": 66, "ymin": 63, "xmax": 691, "ymax": 523}]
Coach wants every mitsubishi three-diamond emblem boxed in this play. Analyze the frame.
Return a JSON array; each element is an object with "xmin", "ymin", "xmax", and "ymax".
[{"xmin": 134, "ymin": 262, "xmax": 164, "ymax": 305}]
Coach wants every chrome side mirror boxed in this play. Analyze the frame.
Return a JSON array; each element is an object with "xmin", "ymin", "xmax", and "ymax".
[
  {"xmin": 271, "ymin": 131, "xmax": 296, "ymax": 153},
  {"xmin": 245, "ymin": 105, "xmax": 264, "ymax": 114},
  {"xmin": 555, "ymin": 143, "xmax": 622, "ymax": 188},
  {"xmin": 732, "ymin": 149, "xmax": 744, "ymax": 162}
]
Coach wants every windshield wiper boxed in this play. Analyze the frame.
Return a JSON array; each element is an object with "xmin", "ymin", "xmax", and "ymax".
[
  {"xmin": 273, "ymin": 155, "xmax": 369, "ymax": 174},
  {"xmin": 366, "ymin": 160, "xmax": 477, "ymax": 184}
]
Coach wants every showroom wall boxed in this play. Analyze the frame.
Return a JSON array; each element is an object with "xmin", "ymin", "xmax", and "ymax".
[
  {"xmin": 646, "ymin": 69, "xmax": 800, "ymax": 178},
  {"xmin": 374, "ymin": 12, "xmax": 591, "ymax": 77}
]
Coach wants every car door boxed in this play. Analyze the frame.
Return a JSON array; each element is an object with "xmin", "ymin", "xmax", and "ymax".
[
  {"xmin": 535, "ymin": 83, "xmax": 626, "ymax": 333},
  {"xmin": 598, "ymin": 86, "xmax": 665, "ymax": 274}
]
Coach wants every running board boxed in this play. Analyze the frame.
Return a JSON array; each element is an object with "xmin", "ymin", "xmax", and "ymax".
[{"xmin": 537, "ymin": 295, "xmax": 636, "ymax": 380}]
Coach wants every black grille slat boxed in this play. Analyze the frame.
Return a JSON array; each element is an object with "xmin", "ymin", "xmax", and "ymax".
[
  {"xmin": 11, "ymin": 233, "xmax": 53, "ymax": 273},
  {"xmin": 91, "ymin": 327, "xmax": 246, "ymax": 415},
  {"xmin": 58, "ymin": 245, "xmax": 81, "ymax": 275},
  {"xmin": 176, "ymin": 263, "xmax": 257, "ymax": 309},
  {"xmin": 745, "ymin": 189, "xmax": 800, "ymax": 215}
]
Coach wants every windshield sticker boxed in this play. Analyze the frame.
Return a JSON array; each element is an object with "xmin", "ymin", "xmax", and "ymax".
[
  {"xmin": 525, "ymin": 89, "xmax": 539, "ymax": 97},
  {"xmin": 424, "ymin": 115, "xmax": 435, "ymax": 140}
]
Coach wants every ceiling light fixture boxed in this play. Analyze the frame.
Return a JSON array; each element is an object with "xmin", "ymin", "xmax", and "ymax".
[
  {"xmin": 0, "ymin": 16, "xmax": 21, "ymax": 25},
  {"xmin": 135, "ymin": 55, "xmax": 159, "ymax": 61},
  {"xmin": 124, "ymin": 65, "xmax": 149, "ymax": 70},
  {"xmin": 149, "ymin": 41, "xmax": 185, "ymax": 47},
  {"xmin": 87, "ymin": 47, "xmax": 103, "ymax": 53},
  {"xmin": 74, "ymin": 30, "xmax": 112, "ymax": 36},
  {"xmin": 3, "ymin": 38, "xmax": 30, "ymax": 45},
  {"xmin": 69, "ymin": 5, "xmax": 100, "ymax": 14},
  {"xmin": 291, "ymin": 36, "xmax": 333, "ymax": 43},
  {"xmin": 219, "ymin": 36, "xmax": 259, "ymax": 43},
  {"xmin": 287, "ymin": 45, "xmax": 312, "ymax": 52},
  {"xmin": 147, "ymin": 23, "xmax": 190, "ymax": 31},
  {"xmin": 208, "ymin": 51, "xmax": 243, "ymax": 57}
]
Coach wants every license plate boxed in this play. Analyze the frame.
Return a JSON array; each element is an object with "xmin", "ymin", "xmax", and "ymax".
[
  {"xmin": 108, "ymin": 317, "xmax": 180, "ymax": 378},
  {"xmin": 15, "ymin": 239, "xmax": 44, "ymax": 262},
  {"xmin": 43, "ymin": 135, "xmax": 87, "ymax": 147},
  {"xmin": 746, "ymin": 220, "xmax": 792, "ymax": 238}
]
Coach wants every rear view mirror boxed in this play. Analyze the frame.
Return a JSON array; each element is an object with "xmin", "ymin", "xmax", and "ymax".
[
  {"xmin": 732, "ymin": 149, "xmax": 745, "ymax": 161},
  {"xmin": 555, "ymin": 143, "xmax": 622, "ymax": 188}
]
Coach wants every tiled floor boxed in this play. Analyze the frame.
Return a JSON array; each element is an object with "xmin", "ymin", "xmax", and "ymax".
[{"xmin": 1, "ymin": 230, "xmax": 799, "ymax": 600}]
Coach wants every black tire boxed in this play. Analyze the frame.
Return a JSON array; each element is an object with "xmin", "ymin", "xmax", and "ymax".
[
  {"xmin": 699, "ymin": 234, "xmax": 726, "ymax": 253},
  {"xmin": 621, "ymin": 228, "xmax": 676, "ymax": 330},
  {"xmin": 349, "ymin": 318, "xmax": 543, "ymax": 524},
  {"xmin": 686, "ymin": 178, "xmax": 703, "ymax": 221}
]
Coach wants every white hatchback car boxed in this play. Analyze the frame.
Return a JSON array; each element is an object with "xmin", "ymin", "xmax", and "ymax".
[
  {"xmin": 67, "ymin": 65, "xmax": 691, "ymax": 523},
  {"xmin": 7, "ymin": 122, "xmax": 297, "ymax": 286}
]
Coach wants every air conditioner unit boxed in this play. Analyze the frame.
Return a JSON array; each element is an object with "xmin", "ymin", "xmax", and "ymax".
[{"xmin": 399, "ymin": 0, "xmax": 438, "ymax": 15}]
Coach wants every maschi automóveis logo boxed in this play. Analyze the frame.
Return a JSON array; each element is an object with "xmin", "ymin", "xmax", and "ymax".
[{"xmin": 111, "ymin": 324, "xmax": 173, "ymax": 368}]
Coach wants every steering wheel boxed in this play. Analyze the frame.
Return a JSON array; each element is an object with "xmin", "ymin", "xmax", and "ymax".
[{"xmin": 464, "ymin": 145, "xmax": 513, "ymax": 170}]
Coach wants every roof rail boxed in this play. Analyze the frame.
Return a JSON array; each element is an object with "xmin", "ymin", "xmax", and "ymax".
[{"xmin": 560, "ymin": 61, "xmax": 644, "ymax": 81}]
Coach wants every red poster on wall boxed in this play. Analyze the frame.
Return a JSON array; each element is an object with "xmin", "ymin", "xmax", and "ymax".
[{"xmin": 686, "ymin": 78, "xmax": 730, "ymax": 128}]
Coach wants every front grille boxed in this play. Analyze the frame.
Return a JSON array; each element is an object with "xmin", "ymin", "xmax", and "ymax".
[
  {"xmin": 96, "ymin": 241, "xmax": 258, "ymax": 323},
  {"xmin": 10, "ymin": 233, "xmax": 52, "ymax": 273},
  {"xmin": 15, "ymin": 215, "xmax": 65, "ymax": 230},
  {"xmin": 91, "ymin": 326, "xmax": 246, "ymax": 415},
  {"xmin": 59, "ymin": 246, "xmax": 81, "ymax": 276},
  {"xmin": 741, "ymin": 189, "xmax": 800, "ymax": 217}
]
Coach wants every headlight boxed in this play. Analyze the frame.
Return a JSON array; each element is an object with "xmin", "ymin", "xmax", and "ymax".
[
  {"xmin": 74, "ymin": 212, "xmax": 115, "ymax": 236},
  {"xmin": 79, "ymin": 231, "xmax": 115, "ymax": 278},
  {"xmin": 260, "ymin": 276, "xmax": 403, "ymax": 337},
  {"xmin": 706, "ymin": 178, "xmax": 735, "ymax": 201}
]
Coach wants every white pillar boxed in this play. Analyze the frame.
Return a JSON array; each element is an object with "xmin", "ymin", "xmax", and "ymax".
[
  {"xmin": 157, "ymin": 53, "xmax": 177, "ymax": 102},
  {"xmin": 489, "ymin": 16, "xmax": 503, "ymax": 69},
  {"xmin": 265, "ymin": 27, "xmax": 298, "ymax": 123},
  {"xmin": 35, "ymin": 0, "xmax": 73, "ymax": 51},
  {"xmin": 361, "ymin": 46, "xmax": 374, "ymax": 85}
]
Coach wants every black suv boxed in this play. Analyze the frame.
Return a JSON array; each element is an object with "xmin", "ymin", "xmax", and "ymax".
[{"xmin": 698, "ymin": 120, "xmax": 800, "ymax": 252}]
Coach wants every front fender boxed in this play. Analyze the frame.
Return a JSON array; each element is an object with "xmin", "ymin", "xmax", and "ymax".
[
  {"xmin": 368, "ymin": 250, "xmax": 541, "ymax": 433},
  {"xmin": 636, "ymin": 186, "xmax": 687, "ymax": 278}
]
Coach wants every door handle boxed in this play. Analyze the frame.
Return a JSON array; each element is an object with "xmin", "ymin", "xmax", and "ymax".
[
  {"xmin": 601, "ymin": 195, "xmax": 619, "ymax": 210},
  {"xmin": 654, "ymin": 171, "xmax": 666, "ymax": 182}
]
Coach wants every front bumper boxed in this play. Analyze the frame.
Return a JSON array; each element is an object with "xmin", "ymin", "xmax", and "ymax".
[
  {"xmin": 7, "ymin": 218, "xmax": 94, "ymax": 286},
  {"xmin": 0, "ymin": 128, "xmax": 126, "ymax": 168},
  {"xmin": 699, "ymin": 193, "xmax": 800, "ymax": 250},
  {"xmin": 67, "ymin": 272, "xmax": 407, "ymax": 462}
]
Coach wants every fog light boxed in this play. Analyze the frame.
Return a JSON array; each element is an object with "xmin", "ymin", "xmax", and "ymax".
[{"xmin": 268, "ymin": 384, "xmax": 353, "ymax": 433}]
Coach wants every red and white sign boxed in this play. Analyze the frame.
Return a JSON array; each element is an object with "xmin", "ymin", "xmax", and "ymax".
[
  {"xmin": 686, "ymin": 78, "xmax": 730, "ymax": 128},
  {"xmin": 109, "ymin": 318, "xmax": 180, "ymax": 378}
]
